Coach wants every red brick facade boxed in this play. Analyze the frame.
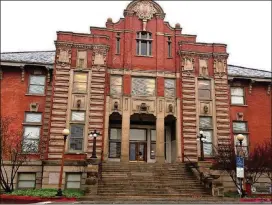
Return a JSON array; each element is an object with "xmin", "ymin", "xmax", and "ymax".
[{"xmin": 1, "ymin": 0, "xmax": 271, "ymax": 164}]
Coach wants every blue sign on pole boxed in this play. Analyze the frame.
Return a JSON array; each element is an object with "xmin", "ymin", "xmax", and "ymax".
[{"xmin": 236, "ymin": 156, "xmax": 244, "ymax": 168}]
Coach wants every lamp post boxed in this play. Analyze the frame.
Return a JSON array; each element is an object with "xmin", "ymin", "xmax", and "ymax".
[
  {"xmin": 236, "ymin": 134, "xmax": 245, "ymax": 198},
  {"xmin": 56, "ymin": 128, "xmax": 70, "ymax": 197},
  {"xmin": 197, "ymin": 130, "xmax": 206, "ymax": 161},
  {"xmin": 89, "ymin": 130, "xmax": 100, "ymax": 159}
]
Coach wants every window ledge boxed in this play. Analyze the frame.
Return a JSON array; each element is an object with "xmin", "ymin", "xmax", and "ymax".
[
  {"xmin": 65, "ymin": 152, "xmax": 86, "ymax": 155},
  {"xmin": 22, "ymin": 123, "xmax": 42, "ymax": 126},
  {"xmin": 135, "ymin": 55, "xmax": 153, "ymax": 58},
  {"xmin": 231, "ymin": 104, "xmax": 248, "ymax": 107},
  {"xmin": 25, "ymin": 94, "xmax": 46, "ymax": 97},
  {"xmin": 167, "ymin": 57, "xmax": 173, "ymax": 59}
]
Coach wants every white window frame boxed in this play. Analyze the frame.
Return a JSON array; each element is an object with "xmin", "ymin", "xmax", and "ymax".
[
  {"xmin": 17, "ymin": 173, "xmax": 36, "ymax": 189},
  {"xmin": 231, "ymin": 87, "xmax": 245, "ymax": 105},
  {"xmin": 136, "ymin": 32, "xmax": 152, "ymax": 56},
  {"xmin": 66, "ymin": 173, "xmax": 81, "ymax": 189},
  {"xmin": 28, "ymin": 75, "xmax": 46, "ymax": 95}
]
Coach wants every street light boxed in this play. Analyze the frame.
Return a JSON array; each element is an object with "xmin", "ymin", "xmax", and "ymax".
[
  {"xmin": 56, "ymin": 128, "xmax": 70, "ymax": 197},
  {"xmin": 236, "ymin": 134, "xmax": 246, "ymax": 198},
  {"xmin": 197, "ymin": 130, "xmax": 206, "ymax": 161},
  {"xmin": 89, "ymin": 130, "xmax": 100, "ymax": 159}
]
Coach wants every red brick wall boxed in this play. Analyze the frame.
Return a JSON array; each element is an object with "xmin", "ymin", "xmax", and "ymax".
[
  {"xmin": 230, "ymin": 82, "xmax": 272, "ymax": 152},
  {"xmin": 1, "ymin": 66, "xmax": 47, "ymax": 159}
]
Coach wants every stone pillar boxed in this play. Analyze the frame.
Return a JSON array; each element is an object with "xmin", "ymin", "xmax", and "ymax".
[
  {"xmin": 103, "ymin": 96, "xmax": 110, "ymax": 160},
  {"xmin": 176, "ymin": 99, "xmax": 182, "ymax": 161},
  {"xmin": 121, "ymin": 97, "xmax": 130, "ymax": 162},
  {"xmin": 156, "ymin": 113, "xmax": 165, "ymax": 163}
]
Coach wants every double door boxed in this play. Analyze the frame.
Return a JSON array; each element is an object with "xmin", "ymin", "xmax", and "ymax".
[{"xmin": 129, "ymin": 142, "xmax": 147, "ymax": 162}]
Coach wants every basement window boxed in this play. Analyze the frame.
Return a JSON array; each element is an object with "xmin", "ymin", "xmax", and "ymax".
[
  {"xmin": 66, "ymin": 173, "xmax": 81, "ymax": 189},
  {"xmin": 17, "ymin": 173, "xmax": 36, "ymax": 189}
]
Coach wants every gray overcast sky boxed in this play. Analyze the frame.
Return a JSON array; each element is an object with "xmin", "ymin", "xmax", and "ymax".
[{"xmin": 1, "ymin": 1, "xmax": 271, "ymax": 71}]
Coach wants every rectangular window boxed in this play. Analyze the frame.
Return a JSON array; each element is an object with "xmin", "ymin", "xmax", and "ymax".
[
  {"xmin": 23, "ymin": 112, "xmax": 42, "ymax": 153},
  {"xmin": 109, "ymin": 128, "xmax": 121, "ymax": 158},
  {"xmin": 17, "ymin": 173, "xmax": 36, "ymax": 189},
  {"xmin": 73, "ymin": 72, "xmax": 88, "ymax": 93},
  {"xmin": 69, "ymin": 124, "xmax": 84, "ymax": 151},
  {"xmin": 165, "ymin": 79, "xmax": 175, "ymax": 98},
  {"xmin": 78, "ymin": 59, "xmax": 84, "ymax": 68},
  {"xmin": 66, "ymin": 173, "xmax": 81, "ymax": 189},
  {"xmin": 150, "ymin": 130, "xmax": 156, "ymax": 159},
  {"xmin": 231, "ymin": 87, "xmax": 245, "ymax": 105},
  {"xmin": 28, "ymin": 75, "xmax": 46, "ymax": 95},
  {"xmin": 25, "ymin": 113, "xmax": 42, "ymax": 123},
  {"xmin": 110, "ymin": 76, "xmax": 122, "ymax": 95},
  {"xmin": 132, "ymin": 77, "xmax": 155, "ymax": 96},
  {"xmin": 167, "ymin": 37, "xmax": 172, "ymax": 58},
  {"xmin": 71, "ymin": 111, "xmax": 85, "ymax": 122},
  {"xmin": 233, "ymin": 121, "xmax": 248, "ymax": 156},
  {"xmin": 77, "ymin": 51, "xmax": 87, "ymax": 68},
  {"xmin": 199, "ymin": 116, "xmax": 213, "ymax": 156},
  {"xmin": 116, "ymin": 35, "xmax": 120, "ymax": 54},
  {"xmin": 136, "ymin": 32, "xmax": 152, "ymax": 56},
  {"xmin": 198, "ymin": 80, "xmax": 211, "ymax": 100}
]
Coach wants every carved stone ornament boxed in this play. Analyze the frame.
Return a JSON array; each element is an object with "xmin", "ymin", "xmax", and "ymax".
[
  {"xmin": 30, "ymin": 102, "xmax": 39, "ymax": 112},
  {"xmin": 168, "ymin": 104, "xmax": 173, "ymax": 113},
  {"xmin": 132, "ymin": 1, "xmax": 157, "ymax": 21},
  {"xmin": 20, "ymin": 66, "xmax": 25, "ymax": 82},
  {"xmin": 138, "ymin": 103, "xmax": 149, "ymax": 113},
  {"xmin": 237, "ymin": 112, "xmax": 244, "ymax": 121},
  {"xmin": 213, "ymin": 58, "xmax": 227, "ymax": 78},
  {"xmin": 267, "ymin": 84, "xmax": 271, "ymax": 95},
  {"xmin": 56, "ymin": 48, "xmax": 71, "ymax": 66},
  {"xmin": 114, "ymin": 101, "xmax": 119, "ymax": 110},
  {"xmin": 92, "ymin": 45, "xmax": 109, "ymax": 66},
  {"xmin": 182, "ymin": 57, "xmax": 194, "ymax": 71},
  {"xmin": 203, "ymin": 105, "xmax": 209, "ymax": 114},
  {"xmin": 249, "ymin": 80, "xmax": 255, "ymax": 94}
]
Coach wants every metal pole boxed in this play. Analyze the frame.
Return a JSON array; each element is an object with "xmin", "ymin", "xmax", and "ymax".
[
  {"xmin": 200, "ymin": 136, "xmax": 204, "ymax": 161},
  {"xmin": 56, "ymin": 135, "xmax": 67, "ymax": 196},
  {"xmin": 91, "ymin": 136, "xmax": 97, "ymax": 158}
]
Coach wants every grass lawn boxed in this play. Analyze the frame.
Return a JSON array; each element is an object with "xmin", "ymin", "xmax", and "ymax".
[{"xmin": 6, "ymin": 189, "xmax": 84, "ymax": 198}]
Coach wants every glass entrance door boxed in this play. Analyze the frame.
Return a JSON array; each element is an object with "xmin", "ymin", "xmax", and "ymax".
[
  {"xmin": 129, "ymin": 142, "xmax": 146, "ymax": 161},
  {"xmin": 129, "ymin": 129, "xmax": 147, "ymax": 162}
]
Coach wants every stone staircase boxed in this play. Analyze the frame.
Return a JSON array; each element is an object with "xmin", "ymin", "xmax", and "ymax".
[{"xmin": 96, "ymin": 162, "xmax": 211, "ymax": 198}]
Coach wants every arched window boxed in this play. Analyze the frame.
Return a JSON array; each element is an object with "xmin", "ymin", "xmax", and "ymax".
[{"xmin": 136, "ymin": 32, "xmax": 152, "ymax": 56}]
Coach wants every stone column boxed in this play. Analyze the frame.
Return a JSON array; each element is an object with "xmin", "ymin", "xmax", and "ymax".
[
  {"xmin": 156, "ymin": 113, "xmax": 165, "ymax": 163},
  {"xmin": 176, "ymin": 99, "xmax": 182, "ymax": 161},
  {"xmin": 121, "ymin": 97, "xmax": 130, "ymax": 162},
  {"xmin": 103, "ymin": 96, "xmax": 110, "ymax": 160}
]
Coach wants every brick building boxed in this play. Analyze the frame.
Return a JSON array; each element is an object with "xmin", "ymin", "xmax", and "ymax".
[{"xmin": 1, "ymin": 0, "xmax": 271, "ymax": 193}]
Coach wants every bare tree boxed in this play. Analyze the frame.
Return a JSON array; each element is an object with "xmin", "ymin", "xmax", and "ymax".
[
  {"xmin": 0, "ymin": 116, "xmax": 39, "ymax": 193},
  {"xmin": 212, "ymin": 138, "xmax": 272, "ymax": 196}
]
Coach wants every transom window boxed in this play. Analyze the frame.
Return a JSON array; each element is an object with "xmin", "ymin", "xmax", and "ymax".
[
  {"xmin": 73, "ymin": 72, "xmax": 88, "ymax": 93},
  {"xmin": 28, "ymin": 75, "xmax": 46, "ymax": 95},
  {"xmin": 165, "ymin": 79, "xmax": 175, "ymax": 98},
  {"xmin": 132, "ymin": 77, "xmax": 155, "ymax": 96},
  {"xmin": 69, "ymin": 124, "xmax": 84, "ymax": 151},
  {"xmin": 110, "ymin": 76, "xmax": 122, "ymax": 95},
  {"xmin": 231, "ymin": 87, "xmax": 245, "ymax": 105},
  {"xmin": 136, "ymin": 32, "xmax": 152, "ymax": 56},
  {"xmin": 198, "ymin": 80, "xmax": 211, "ymax": 100},
  {"xmin": 23, "ymin": 112, "xmax": 42, "ymax": 153},
  {"xmin": 199, "ymin": 116, "xmax": 213, "ymax": 156}
]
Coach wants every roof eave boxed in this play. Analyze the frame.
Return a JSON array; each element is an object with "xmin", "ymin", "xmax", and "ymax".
[
  {"xmin": 0, "ymin": 61, "xmax": 54, "ymax": 69},
  {"xmin": 228, "ymin": 76, "xmax": 272, "ymax": 82}
]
